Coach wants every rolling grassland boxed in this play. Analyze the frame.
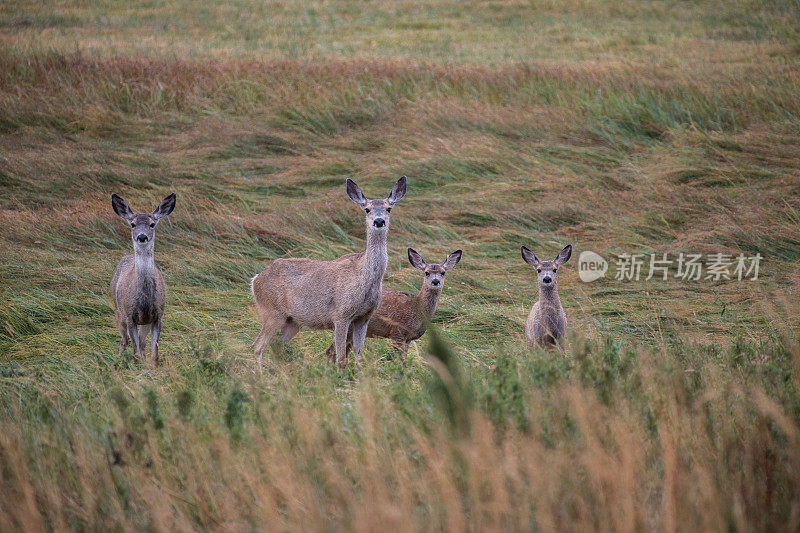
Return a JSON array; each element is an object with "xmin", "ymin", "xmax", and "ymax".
[{"xmin": 1, "ymin": 1, "xmax": 799, "ymax": 529}]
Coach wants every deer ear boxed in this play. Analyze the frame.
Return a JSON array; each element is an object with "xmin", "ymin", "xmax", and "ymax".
[
  {"xmin": 387, "ymin": 175, "xmax": 406, "ymax": 205},
  {"xmin": 442, "ymin": 250, "xmax": 462, "ymax": 271},
  {"xmin": 555, "ymin": 244, "xmax": 572, "ymax": 265},
  {"xmin": 521, "ymin": 246, "xmax": 540, "ymax": 267},
  {"xmin": 152, "ymin": 193, "xmax": 176, "ymax": 220},
  {"xmin": 111, "ymin": 194, "xmax": 135, "ymax": 221},
  {"xmin": 407, "ymin": 248, "xmax": 427, "ymax": 271},
  {"xmin": 346, "ymin": 179, "xmax": 367, "ymax": 206}
]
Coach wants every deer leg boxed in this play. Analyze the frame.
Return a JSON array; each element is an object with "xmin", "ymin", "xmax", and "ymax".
[
  {"xmin": 138, "ymin": 324, "xmax": 151, "ymax": 350},
  {"xmin": 253, "ymin": 320, "xmax": 278, "ymax": 373},
  {"xmin": 254, "ymin": 301, "xmax": 283, "ymax": 372},
  {"xmin": 115, "ymin": 304, "xmax": 129, "ymax": 356},
  {"xmin": 127, "ymin": 323, "xmax": 142, "ymax": 362},
  {"xmin": 391, "ymin": 339, "xmax": 410, "ymax": 367},
  {"xmin": 351, "ymin": 316, "xmax": 370, "ymax": 371},
  {"xmin": 118, "ymin": 319, "xmax": 129, "ymax": 357},
  {"xmin": 325, "ymin": 338, "xmax": 352, "ymax": 364},
  {"xmin": 333, "ymin": 321, "xmax": 351, "ymax": 370},
  {"xmin": 150, "ymin": 319, "xmax": 161, "ymax": 366},
  {"xmin": 325, "ymin": 342, "xmax": 336, "ymax": 364},
  {"xmin": 555, "ymin": 336, "xmax": 566, "ymax": 353}
]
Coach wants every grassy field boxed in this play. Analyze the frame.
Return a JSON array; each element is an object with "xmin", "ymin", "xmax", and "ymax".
[{"xmin": 1, "ymin": 0, "xmax": 800, "ymax": 529}]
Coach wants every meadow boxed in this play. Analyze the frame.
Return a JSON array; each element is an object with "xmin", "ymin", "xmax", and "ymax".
[{"xmin": 1, "ymin": 0, "xmax": 799, "ymax": 530}]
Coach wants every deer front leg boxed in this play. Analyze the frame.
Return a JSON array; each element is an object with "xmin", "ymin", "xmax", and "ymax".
[
  {"xmin": 351, "ymin": 316, "xmax": 370, "ymax": 371},
  {"xmin": 333, "ymin": 320, "xmax": 351, "ymax": 370},
  {"xmin": 150, "ymin": 319, "xmax": 161, "ymax": 366},
  {"xmin": 127, "ymin": 323, "xmax": 142, "ymax": 362}
]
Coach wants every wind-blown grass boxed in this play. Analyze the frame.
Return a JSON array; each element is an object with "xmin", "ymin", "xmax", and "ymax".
[{"xmin": 1, "ymin": 327, "xmax": 799, "ymax": 530}]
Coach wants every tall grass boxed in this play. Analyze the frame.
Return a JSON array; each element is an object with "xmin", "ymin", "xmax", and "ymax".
[{"xmin": 1, "ymin": 329, "xmax": 799, "ymax": 530}]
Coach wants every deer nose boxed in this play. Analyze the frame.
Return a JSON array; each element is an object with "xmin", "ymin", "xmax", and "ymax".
[
  {"xmin": 431, "ymin": 278, "xmax": 440, "ymax": 286},
  {"xmin": 373, "ymin": 218, "xmax": 385, "ymax": 228},
  {"xmin": 136, "ymin": 234, "xmax": 148, "ymax": 243},
  {"xmin": 543, "ymin": 276, "xmax": 552, "ymax": 284}
]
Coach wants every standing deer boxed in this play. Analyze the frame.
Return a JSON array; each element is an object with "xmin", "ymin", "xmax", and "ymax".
[
  {"xmin": 521, "ymin": 244, "xmax": 572, "ymax": 348},
  {"xmin": 110, "ymin": 193, "xmax": 177, "ymax": 364},
  {"xmin": 324, "ymin": 248, "xmax": 462, "ymax": 366},
  {"xmin": 251, "ymin": 176, "xmax": 407, "ymax": 371}
]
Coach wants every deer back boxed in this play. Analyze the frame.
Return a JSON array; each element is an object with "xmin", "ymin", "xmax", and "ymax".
[
  {"xmin": 253, "ymin": 252, "xmax": 379, "ymax": 328},
  {"xmin": 367, "ymin": 289, "xmax": 429, "ymax": 342}
]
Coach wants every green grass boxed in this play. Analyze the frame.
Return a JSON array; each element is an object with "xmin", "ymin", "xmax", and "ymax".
[{"xmin": 1, "ymin": 0, "xmax": 800, "ymax": 529}]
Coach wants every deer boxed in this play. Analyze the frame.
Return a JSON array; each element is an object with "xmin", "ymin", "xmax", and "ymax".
[
  {"xmin": 110, "ymin": 193, "xmax": 177, "ymax": 364},
  {"xmin": 521, "ymin": 244, "xmax": 572, "ymax": 349},
  {"xmin": 324, "ymin": 248, "xmax": 462, "ymax": 366},
  {"xmin": 251, "ymin": 176, "xmax": 407, "ymax": 371}
]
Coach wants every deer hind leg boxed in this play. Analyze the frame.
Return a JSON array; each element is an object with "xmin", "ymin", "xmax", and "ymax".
[
  {"xmin": 114, "ymin": 302, "xmax": 129, "ymax": 356},
  {"xmin": 333, "ymin": 320, "xmax": 352, "ymax": 370},
  {"xmin": 138, "ymin": 324, "xmax": 151, "ymax": 349},
  {"xmin": 390, "ymin": 339, "xmax": 410, "ymax": 367},
  {"xmin": 350, "ymin": 316, "xmax": 370, "ymax": 370},
  {"xmin": 325, "ymin": 338, "xmax": 352, "ymax": 365},
  {"xmin": 325, "ymin": 342, "xmax": 336, "ymax": 364},
  {"xmin": 150, "ymin": 319, "xmax": 161, "ymax": 366},
  {"xmin": 118, "ymin": 319, "xmax": 129, "ymax": 357},
  {"xmin": 253, "ymin": 312, "xmax": 283, "ymax": 373},
  {"xmin": 119, "ymin": 324, "xmax": 130, "ymax": 357},
  {"xmin": 253, "ymin": 321, "xmax": 276, "ymax": 373},
  {"xmin": 127, "ymin": 323, "xmax": 142, "ymax": 362}
]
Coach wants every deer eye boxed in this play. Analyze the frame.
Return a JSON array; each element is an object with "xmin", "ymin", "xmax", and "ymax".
[
  {"xmin": 131, "ymin": 223, "xmax": 136, "ymax": 228},
  {"xmin": 425, "ymin": 272, "xmax": 430, "ymax": 276},
  {"xmin": 365, "ymin": 208, "xmax": 370, "ymax": 213},
  {"xmin": 150, "ymin": 223, "xmax": 155, "ymax": 228},
  {"xmin": 387, "ymin": 208, "xmax": 391, "ymax": 212},
  {"xmin": 537, "ymin": 268, "xmax": 541, "ymax": 273}
]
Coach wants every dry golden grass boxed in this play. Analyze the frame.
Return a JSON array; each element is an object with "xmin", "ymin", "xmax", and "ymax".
[{"xmin": 2, "ymin": 343, "xmax": 800, "ymax": 530}]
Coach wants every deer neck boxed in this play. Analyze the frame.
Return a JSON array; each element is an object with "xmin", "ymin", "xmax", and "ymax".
[
  {"xmin": 417, "ymin": 285, "xmax": 441, "ymax": 318},
  {"xmin": 361, "ymin": 228, "xmax": 388, "ymax": 286},
  {"xmin": 538, "ymin": 284, "xmax": 561, "ymax": 309},
  {"xmin": 134, "ymin": 244, "xmax": 157, "ymax": 283}
]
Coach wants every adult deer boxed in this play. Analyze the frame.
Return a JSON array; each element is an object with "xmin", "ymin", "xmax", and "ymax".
[
  {"xmin": 251, "ymin": 177, "xmax": 406, "ymax": 371},
  {"xmin": 110, "ymin": 193, "xmax": 176, "ymax": 364}
]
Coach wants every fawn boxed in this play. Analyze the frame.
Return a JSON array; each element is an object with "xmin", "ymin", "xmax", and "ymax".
[
  {"xmin": 110, "ymin": 193, "xmax": 176, "ymax": 364},
  {"xmin": 324, "ymin": 248, "xmax": 462, "ymax": 366},
  {"xmin": 521, "ymin": 244, "xmax": 572, "ymax": 348},
  {"xmin": 251, "ymin": 177, "xmax": 406, "ymax": 371}
]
